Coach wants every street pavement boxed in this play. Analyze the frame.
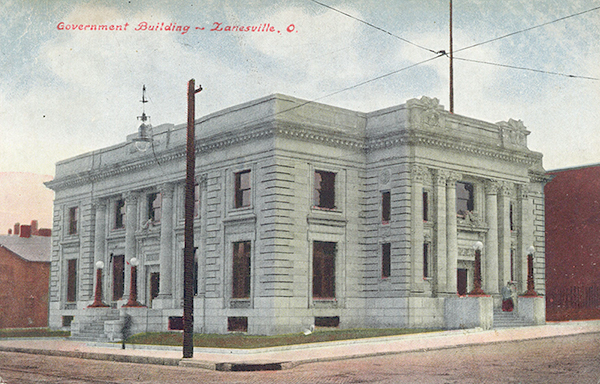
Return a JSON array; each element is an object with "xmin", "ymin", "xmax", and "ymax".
[{"xmin": 0, "ymin": 320, "xmax": 599, "ymax": 372}]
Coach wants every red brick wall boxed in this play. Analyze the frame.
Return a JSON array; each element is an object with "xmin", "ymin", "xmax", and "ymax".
[
  {"xmin": 545, "ymin": 165, "xmax": 600, "ymax": 320},
  {"xmin": 0, "ymin": 247, "xmax": 49, "ymax": 328}
]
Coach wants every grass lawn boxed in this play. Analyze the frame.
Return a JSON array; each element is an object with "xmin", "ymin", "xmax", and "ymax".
[
  {"xmin": 126, "ymin": 328, "xmax": 436, "ymax": 349},
  {"xmin": 0, "ymin": 328, "xmax": 70, "ymax": 338}
]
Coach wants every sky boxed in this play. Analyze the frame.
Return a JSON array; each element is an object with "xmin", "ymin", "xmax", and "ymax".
[{"xmin": 0, "ymin": 0, "xmax": 599, "ymax": 228}]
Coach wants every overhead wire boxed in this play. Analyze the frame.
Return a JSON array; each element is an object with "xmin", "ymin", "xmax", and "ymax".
[
  {"xmin": 453, "ymin": 57, "xmax": 600, "ymax": 81},
  {"xmin": 455, "ymin": 5, "xmax": 600, "ymax": 53},
  {"xmin": 246, "ymin": 1, "xmax": 600, "ymax": 128},
  {"xmin": 309, "ymin": 0, "xmax": 440, "ymax": 54}
]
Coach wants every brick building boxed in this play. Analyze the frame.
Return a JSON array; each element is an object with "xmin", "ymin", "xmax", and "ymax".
[
  {"xmin": 45, "ymin": 94, "xmax": 547, "ymax": 337},
  {"xmin": 545, "ymin": 164, "xmax": 600, "ymax": 320},
  {"xmin": 0, "ymin": 221, "xmax": 51, "ymax": 328}
]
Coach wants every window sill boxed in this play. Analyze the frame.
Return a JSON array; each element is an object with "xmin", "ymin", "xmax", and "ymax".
[
  {"xmin": 312, "ymin": 298, "xmax": 338, "ymax": 308},
  {"xmin": 229, "ymin": 299, "xmax": 251, "ymax": 309}
]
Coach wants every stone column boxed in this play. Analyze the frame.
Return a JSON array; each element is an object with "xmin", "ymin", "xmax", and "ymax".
[
  {"xmin": 93, "ymin": 199, "xmax": 107, "ymax": 300},
  {"xmin": 158, "ymin": 183, "xmax": 175, "ymax": 299},
  {"xmin": 433, "ymin": 170, "xmax": 448, "ymax": 295},
  {"xmin": 124, "ymin": 192, "xmax": 139, "ymax": 299},
  {"xmin": 484, "ymin": 181, "xmax": 500, "ymax": 295},
  {"xmin": 498, "ymin": 182, "xmax": 513, "ymax": 287},
  {"xmin": 446, "ymin": 172, "xmax": 460, "ymax": 295},
  {"xmin": 411, "ymin": 165, "xmax": 426, "ymax": 292},
  {"xmin": 517, "ymin": 184, "xmax": 533, "ymax": 293}
]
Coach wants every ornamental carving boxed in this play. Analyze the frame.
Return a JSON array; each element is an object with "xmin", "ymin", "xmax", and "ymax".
[
  {"xmin": 499, "ymin": 181, "xmax": 514, "ymax": 197},
  {"xmin": 158, "ymin": 183, "xmax": 174, "ymax": 197},
  {"xmin": 124, "ymin": 191, "xmax": 139, "ymax": 204},
  {"xmin": 485, "ymin": 180, "xmax": 501, "ymax": 194},
  {"xmin": 92, "ymin": 199, "xmax": 107, "ymax": 211},
  {"xmin": 379, "ymin": 169, "xmax": 391, "ymax": 185},
  {"xmin": 446, "ymin": 171, "xmax": 461, "ymax": 185},
  {"xmin": 518, "ymin": 184, "xmax": 530, "ymax": 199},
  {"xmin": 462, "ymin": 211, "xmax": 485, "ymax": 227},
  {"xmin": 433, "ymin": 169, "xmax": 449, "ymax": 185},
  {"xmin": 408, "ymin": 96, "xmax": 446, "ymax": 130},
  {"xmin": 411, "ymin": 165, "xmax": 428, "ymax": 183},
  {"xmin": 497, "ymin": 118, "xmax": 529, "ymax": 148}
]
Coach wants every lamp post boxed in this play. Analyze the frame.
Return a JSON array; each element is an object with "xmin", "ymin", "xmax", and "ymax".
[
  {"xmin": 469, "ymin": 241, "xmax": 486, "ymax": 296},
  {"xmin": 88, "ymin": 261, "xmax": 109, "ymax": 307},
  {"xmin": 522, "ymin": 246, "xmax": 537, "ymax": 297},
  {"xmin": 183, "ymin": 79, "xmax": 202, "ymax": 359},
  {"xmin": 124, "ymin": 257, "xmax": 144, "ymax": 307}
]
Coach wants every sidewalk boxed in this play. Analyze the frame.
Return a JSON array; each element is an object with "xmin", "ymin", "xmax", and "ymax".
[{"xmin": 1, "ymin": 321, "xmax": 599, "ymax": 371}]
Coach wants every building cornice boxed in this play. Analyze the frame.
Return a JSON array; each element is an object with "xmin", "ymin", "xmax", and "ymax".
[{"xmin": 367, "ymin": 129, "xmax": 542, "ymax": 166}]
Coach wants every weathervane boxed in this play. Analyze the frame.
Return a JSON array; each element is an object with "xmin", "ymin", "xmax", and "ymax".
[{"xmin": 132, "ymin": 85, "xmax": 153, "ymax": 152}]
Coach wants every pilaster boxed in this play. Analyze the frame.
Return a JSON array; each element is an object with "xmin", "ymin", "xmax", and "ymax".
[
  {"xmin": 158, "ymin": 183, "xmax": 175, "ymax": 299},
  {"xmin": 411, "ymin": 165, "xmax": 427, "ymax": 293},
  {"xmin": 92, "ymin": 199, "xmax": 107, "ymax": 299},
  {"xmin": 446, "ymin": 172, "xmax": 460, "ymax": 295},
  {"xmin": 433, "ymin": 170, "xmax": 448, "ymax": 295},
  {"xmin": 517, "ymin": 184, "xmax": 533, "ymax": 293},
  {"xmin": 498, "ymin": 182, "xmax": 513, "ymax": 287},
  {"xmin": 124, "ymin": 191, "xmax": 139, "ymax": 300},
  {"xmin": 484, "ymin": 180, "xmax": 499, "ymax": 295}
]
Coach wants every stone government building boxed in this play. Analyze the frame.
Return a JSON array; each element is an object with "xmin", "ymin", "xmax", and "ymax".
[{"xmin": 45, "ymin": 94, "xmax": 547, "ymax": 337}]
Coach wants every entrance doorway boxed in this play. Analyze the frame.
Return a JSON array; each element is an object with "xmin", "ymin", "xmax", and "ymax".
[
  {"xmin": 149, "ymin": 272, "xmax": 160, "ymax": 307},
  {"xmin": 457, "ymin": 268, "xmax": 468, "ymax": 296},
  {"xmin": 112, "ymin": 255, "xmax": 125, "ymax": 301}
]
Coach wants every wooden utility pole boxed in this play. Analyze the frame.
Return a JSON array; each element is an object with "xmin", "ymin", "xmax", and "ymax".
[
  {"xmin": 449, "ymin": 0, "xmax": 454, "ymax": 113},
  {"xmin": 183, "ymin": 79, "xmax": 202, "ymax": 358}
]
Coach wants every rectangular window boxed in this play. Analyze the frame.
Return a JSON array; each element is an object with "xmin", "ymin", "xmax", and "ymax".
[
  {"xmin": 227, "ymin": 317, "xmax": 248, "ymax": 332},
  {"xmin": 381, "ymin": 191, "xmax": 391, "ymax": 223},
  {"xmin": 510, "ymin": 249, "xmax": 515, "ymax": 282},
  {"xmin": 315, "ymin": 316, "xmax": 340, "ymax": 327},
  {"xmin": 194, "ymin": 183, "xmax": 200, "ymax": 218},
  {"xmin": 193, "ymin": 248, "xmax": 199, "ymax": 295},
  {"xmin": 509, "ymin": 202, "xmax": 514, "ymax": 231},
  {"xmin": 147, "ymin": 192, "xmax": 162, "ymax": 222},
  {"xmin": 456, "ymin": 181, "xmax": 474, "ymax": 216},
  {"xmin": 423, "ymin": 190, "xmax": 429, "ymax": 222},
  {"xmin": 150, "ymin": 272, "xmax": 160, "ymax": 305},
  {"xmin": 68, "ymin": 207, "xmax": 78, "ymax": 235},
  {"xmin": 314, "ymin": 170, "xmax": 336, "ymax": 209},
  {"xmin": 313, "ymin": 241, "xmax": 336, "ymax": 299},
  {"xmin": 115, "ymin": 199, "xmax": 125, "ymax": 229},
  {"xmin": 232, "ymin": 241, "xmax": 251, "ymax": 299},
  {"xmin": 423, "ymin": 243, "xmax": 430, "ymax": 278},
  {"xmin": 112, "ymin": 255, "xmax": 125, "ymax": 301},
  {"xmin": 382, "ymin": 243, "xmax": 391, "ymax": 278},
  {"xmin": 62, "ymin": 316, "xmax": 74, "ymax": 327},
  {"xmin": 234, "ymin": 170, "xmax": 251, "ymax": 208},
  {"xmin": 67, "ymin": 259, "xmax": 77, "ymax": 302}
]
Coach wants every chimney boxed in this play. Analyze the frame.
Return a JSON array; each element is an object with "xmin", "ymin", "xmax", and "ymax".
[
  {"xmin": 20, "ymin": 225, "xmax": 31, "ymax": 238},
  {"xmin": 30, "ymin": 220, "xmax": 39, "ymax": 235},
  {"xmin": 38, "ymin": 228, "xmax": 52, "ymax": 237},
  {"xmin": 14, "ymin": 223, "xmax": 20, "ymax": 236}
]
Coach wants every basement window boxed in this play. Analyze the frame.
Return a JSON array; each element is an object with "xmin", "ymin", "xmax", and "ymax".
[
  {"xmin": 228, "ymin": 317, "xmax": 248, "ymax": 332},
  {"xmin": 315, "ymin": 316, "xmax": 340, "ymax": 328}
]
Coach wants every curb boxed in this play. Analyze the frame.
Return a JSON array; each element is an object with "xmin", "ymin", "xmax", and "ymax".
[
  {"xmin": 0, "ymin": 346, "xmax": 182, "ymax": 367},
  {"xmin": 2, "ymin": 322, "xmax": 600, "ymax": 372}
]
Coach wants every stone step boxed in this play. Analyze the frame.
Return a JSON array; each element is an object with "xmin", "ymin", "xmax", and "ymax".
[{"xmin": 493, "ymin": 310, "xmax": 533, "ymax": 328}]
